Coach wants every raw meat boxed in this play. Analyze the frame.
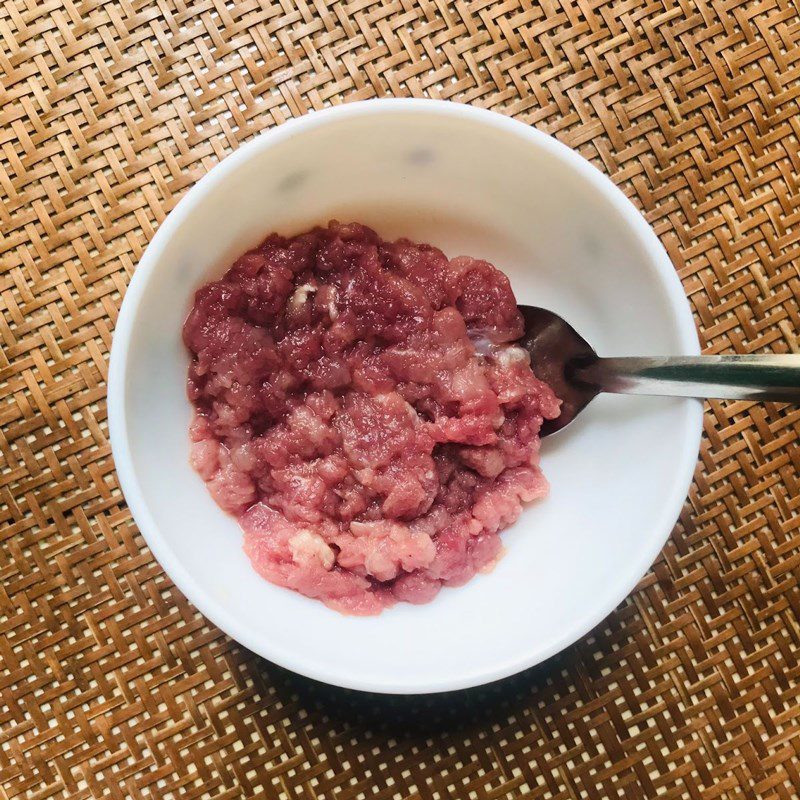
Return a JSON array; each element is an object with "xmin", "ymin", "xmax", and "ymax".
[{"xmin": 184, "ymin": 221, "xmax": 560, "ymax": 614}]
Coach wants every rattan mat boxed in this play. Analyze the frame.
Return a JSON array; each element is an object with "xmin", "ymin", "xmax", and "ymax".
[{"xmin": 2, "ymin": 0, "xmax": 800, "ymax": 798}]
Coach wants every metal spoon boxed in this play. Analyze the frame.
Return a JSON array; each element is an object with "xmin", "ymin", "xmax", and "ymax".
[{"xmin": 517, "ymin": 305, "xmax": 800, "ymax": 437}]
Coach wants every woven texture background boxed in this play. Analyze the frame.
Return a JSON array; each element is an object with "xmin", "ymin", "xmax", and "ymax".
[{"xmin": 2, "ymin": 0, "xmax": 800, "ymax": 798}]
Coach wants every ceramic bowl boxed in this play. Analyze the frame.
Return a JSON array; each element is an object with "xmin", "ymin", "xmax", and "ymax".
[{"xmin": 108, "ymin": 99, "xmax": 702, "ymax": 693}]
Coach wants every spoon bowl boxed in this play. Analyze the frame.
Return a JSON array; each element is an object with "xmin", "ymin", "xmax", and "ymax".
[{"xmin": 518, "ymin": 305, "xmax": 599, "ymax": 436}]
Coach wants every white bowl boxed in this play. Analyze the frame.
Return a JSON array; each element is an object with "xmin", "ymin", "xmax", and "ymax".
[{"xmin": 108, "ymin": 99, "xmax": 702, "ymax": 694}]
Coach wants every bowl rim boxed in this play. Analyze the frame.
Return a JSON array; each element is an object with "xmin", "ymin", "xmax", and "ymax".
[{"xmin": 108, "ymin": 98, "xmax": 703, "ymax": 694}]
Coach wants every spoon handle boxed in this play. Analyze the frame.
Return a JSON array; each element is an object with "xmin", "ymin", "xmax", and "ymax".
[{"xmin": 575, "ymin": 355, "xmax": 800, "ymax": 401}]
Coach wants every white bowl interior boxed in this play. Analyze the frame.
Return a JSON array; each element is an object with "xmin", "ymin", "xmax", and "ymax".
[{"xmin": 115, "ymin": 103, "xmax": 700, "ymax": 692}]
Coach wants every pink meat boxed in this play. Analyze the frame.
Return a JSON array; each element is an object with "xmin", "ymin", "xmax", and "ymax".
[{"xmin": 184, "ymin": 221, "xmax": 559, "ymax": 614}]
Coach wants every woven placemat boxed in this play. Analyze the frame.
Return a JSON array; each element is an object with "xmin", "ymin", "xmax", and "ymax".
[{"xmin": 2, "ymin": 0, "xmax": 800, "ymax": 798}]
